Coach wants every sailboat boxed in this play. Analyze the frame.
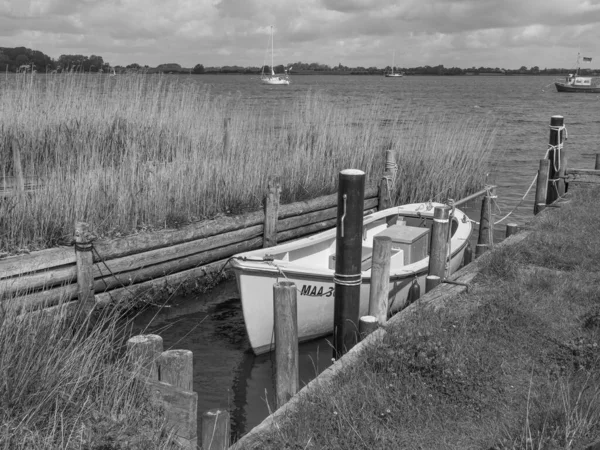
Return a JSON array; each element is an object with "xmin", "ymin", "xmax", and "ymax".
[
  {"xmin": 385, "ymin": 51, "xmax": 403, "ymax": 78},
  {"xmin": 261, "ymin": 26, "xmax": 290, "ymax": 85}
]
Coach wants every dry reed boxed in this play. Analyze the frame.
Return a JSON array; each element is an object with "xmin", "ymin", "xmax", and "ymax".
[{"xmin": 0, "ymin": 72, "xmax": 495, "ymax": 253}]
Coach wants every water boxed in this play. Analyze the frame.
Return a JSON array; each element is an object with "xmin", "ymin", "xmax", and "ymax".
[{"xmin": 131, "ymin": 74, "xmax": 600, "ymax": 437}]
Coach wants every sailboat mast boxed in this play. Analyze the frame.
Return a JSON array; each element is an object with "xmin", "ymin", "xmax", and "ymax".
[{"xmin": 271, "ymin": 26, "xmax": 274, "ymax": 76}]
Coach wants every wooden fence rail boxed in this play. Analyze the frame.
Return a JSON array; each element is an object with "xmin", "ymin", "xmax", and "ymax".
[{"xmin": 0, "ymin": 184, "xmax": 379, "ymax": 313}]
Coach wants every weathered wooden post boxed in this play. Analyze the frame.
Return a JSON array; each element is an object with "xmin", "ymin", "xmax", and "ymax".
[
  {"xmin": 547, "ymin": 115, "xmax": 566, "ymax": 204},
  {"xmin": 595, "ymin": 154, "xmax": 600, "ymax": 170},
  {"xmin": 273, "ymin": 281, "xmax": 299, "ymax": 408},
  {"xmin": 368, "ymin": 235, "xmax": 392, "ymax": 324},
  {"xmin": 126, "ymin": 334, "xmax": 163, "ymax": 379},
  {"xmin": 425, "ymin": 275, "xmax": 441, "ymax": 293},
  {"xmin": 74, "ymin": 221, "xmax": 95, "ymax": 314},
  {"xmin": 378, "ymin": 151, "xmax": 396, "ymax": 222},
  {"xmin": 475, "ymin": 187, "xmax": 495, "ymax": 258},
  {"xmin": 157, "ymin": 349, "xmax": 193, "ymax": 391},
  {"xmin": 428, "ymin": 205, "xmax": 451, "ymax": 279},
  {"xmin": 505, "ymin": 223, "xmax": 519, "ymax": 238},
  {"xmin": 534, "ymin": 159, "xmax": 551, "ymax": 215},
  {"xmin": 263, "ymin": 179, "xmax": 281, "ymax": 248},
  {"xmin": 202, "ymin": 409, "xmax": 230, "ymax": 450},
  {"xmin": 333, "ymin": 169, "xmax": 365, "ymax": 359},
  {"xmin": 359, "ymin": 315, "xmax": 378, "ymax": 340}
]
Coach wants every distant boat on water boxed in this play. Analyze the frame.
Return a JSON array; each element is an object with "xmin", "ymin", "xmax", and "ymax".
[
  {"xmin": 385, "ymin": 51, "xmax": 403, "ymax": 78},
  {"xmin": 555, "ymin": 53, "xmax": 600, "ymax": 93},
  {"xmin": 261, "ymin": 26, "xmax": 290, "ymax": 85}
]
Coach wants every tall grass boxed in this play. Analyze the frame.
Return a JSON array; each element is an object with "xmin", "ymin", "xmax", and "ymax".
[
  {"xmin": 0, "ymin": 72, "xmax": 496, "ymax": 252},
  {"xmin": 0, "ymin": 304, "xmax": 177, "ymax": 449}
]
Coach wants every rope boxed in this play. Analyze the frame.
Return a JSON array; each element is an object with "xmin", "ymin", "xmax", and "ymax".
[
  {"xmin": 546, "ymin": 124, "xmax": 568, "ymax": 172},
  {"xmin": 493, "ymin": 172, "xmax": 538, "ymax": 225}
]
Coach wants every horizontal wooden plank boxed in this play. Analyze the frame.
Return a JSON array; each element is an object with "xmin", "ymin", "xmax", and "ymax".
[
  {"xmin": 0, "ymin": 247, "xmax": 75, "ymax": 280},
  {"xmin": 565, "ymin": 168, "xmax": 600, "ymax": 176}
]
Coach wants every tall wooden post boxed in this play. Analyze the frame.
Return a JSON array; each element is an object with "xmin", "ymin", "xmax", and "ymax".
[
  {"xmin": 428, "ymin": 205, "xmax": 451, "ymax": 280},
  {"xmin": 74, "ymin": 221, "xmax": 95, "ymax": 314},
  {"xmin": 475, "ymin": 187, "xmax": 495, "ymax": 258},
  {"xmin": 202, "ymin": 409, "xmax": 230, "ymax": 450},
  {"xmin": 378, "ymin": 150, "xmax": 396, "ymax": 218},
  {"xmin": 368, "ymin": 235, "xmax": 392, "ymax": 325},
  {"xmin": 263, "ymin": 179, "xmax": 281, "ymax": 248},
  {"xmin": 534, "ymin": 159, "xmax": 550, "ymax": 215},
  {"xmin": 547, "ymin": 115, "xmax": 566, "ymax": 204},
  {"xmin": 333, "ymin": 169, "xmax": 365, "ymax": 359},
  {"xmin": 273, "ymin": 281, "xmax": 299, "ymax": 408}
]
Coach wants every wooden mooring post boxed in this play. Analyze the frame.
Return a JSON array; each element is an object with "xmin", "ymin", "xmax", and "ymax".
[
  {"xmin": 359, "ymin": 315, "xmax": 378, "ymax": 340},
  {"xmin": 378, "ymin": 150, "xmax": 397, "ymax": 225},
  {"xmin": 505, "ymin": 223, "xmax": 519, "ymax": 238},
  {"xmin": 333, "ymin": 169, "xmax": 365, "ymax": 359},
  {"xmin": 534, "ymin": 159, "xmax": 551, "ymax": 215},
  {"xmin": 273, "ymin": 281, "xmax": 299, "ymax": 408},
  {"xmin": 428, "ymin": 205, "xmax": 451, "ymax": 279},
  {"xmin": 74, "ymin": 221, "xmax": 95, "ymax": 315},
  {"xmin": 368, "ymin": 235, "xmax": 392, "ymax": 324},
  {"xmin": 547, "ymin": 115, "xmax": 566, "ymax": 204},
  {"xmin": 475, "ymin": 187, "xmax": 495, "ymax": 258},
  {"xmin": 595, "ymin": 154, "xmax": 600, "ymax": 170},
  {"xmin": 263, "ymin": 179, "xmax": 281, "ymax": 248},
  {"xmin": 126, "ymin": 334, "xmax": 198, "ymax": 449}
]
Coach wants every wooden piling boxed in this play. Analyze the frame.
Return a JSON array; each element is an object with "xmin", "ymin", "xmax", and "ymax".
[
  {"xmin": 595, "ymin": 154, "xmax": 600, "ymax": 170},
  {"xmin": 263, "ymin": 179, "xmax": 281, "ymax": 248},
  {"xmin": 74, "ymin": 221, "xmax": 95, "ymax": 313},
  {"xmin": 333, "ymin": 169, "xmax": 365, "ymax": 359},
  {"xmin": 547, "ymin": 115, "xmax": 566, "ymax": 203},
  {"xmin": 534, "ymin": 159, "xmax": 551, "ymax": 215},
  {"xmin": 425, "ymin": 275, "xmax": 441, "ymax": 293},
  {"xmin": 273, "ymin": 281, "xmax": 299, "ymax": 408},
  {"xmin": 475, "ymin": 187, "xmax": 495, "ymax": 258},
  {"xmin": 505, "ymin": 223, "xmax": 519, "ymax": 238},
  {"xmin": 378, "ymin": 150, "xmax": 396, "ymax": 218},
  {"xmin": 368, "ymin": 235, "xmax": 392, "ymax": 325},
  {"xmin": 157, "ymin": 349, "xmax": 193, "ymax": 391},
  {"xmin": 428, "ymin": 205, "xmax": 451, "ymax": 279},
  {"xmin": 202, "ymin": 409, "xmax": 230, "ymax": 450},
  {"xmin": 359, "ymin": 315, "xmax": 378, "ymax": 340},
  {"xmin": 126, "ymin": 334, "xmax": 163, "ymax": 379}
]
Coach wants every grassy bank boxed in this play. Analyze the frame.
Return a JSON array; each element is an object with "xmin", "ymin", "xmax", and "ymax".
[
  {"xmin": 247, "ymin": 184, "xmax": 600, "ymax": 449},
  {"xmin": 0, "ymin": 72, "xmax": 495, "ymax": 253},
  {"xmin": 0, "ymin": 305, "xmax": 179, "ymax": 450}
]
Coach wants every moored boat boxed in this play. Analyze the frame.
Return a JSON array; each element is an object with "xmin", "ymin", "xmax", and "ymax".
[
  {"xmin": 261, "ymin": 26, "xmax": 290, "ymax": 85},
  {"xmin": 555, "ymin": 53, "xmax": 600, "ymax": 93},
  {"xmin": 231, "ymin": 202, "xmax": 473, "ymax": 355},
  {"xmin": 384, "ymin": 50, "xmax": 403, "ymax": 78}
]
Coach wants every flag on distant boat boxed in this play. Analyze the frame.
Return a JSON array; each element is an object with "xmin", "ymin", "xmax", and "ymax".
[{"xmin": 583, "ymin": 56, "xmax": 593, "ymax": 62}]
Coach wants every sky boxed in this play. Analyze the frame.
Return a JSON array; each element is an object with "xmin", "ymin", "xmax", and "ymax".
[{"xmin": 1, "ymin": 0, "xmax": 600, "ymax": 70}]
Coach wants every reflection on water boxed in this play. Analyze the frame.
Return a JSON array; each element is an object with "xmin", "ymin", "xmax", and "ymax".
[{"xmin": 131, "ymin": 279, "xmax": 333, "ymax": 439}]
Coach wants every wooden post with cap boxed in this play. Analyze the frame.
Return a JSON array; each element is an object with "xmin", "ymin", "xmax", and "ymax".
[
  {"xmin": 333, "ymin": 169, "xmax": 365, "ymax": 359},
  {"xmin": 547, "ymin": 115, "xmax": 566, "ymax": 204}
]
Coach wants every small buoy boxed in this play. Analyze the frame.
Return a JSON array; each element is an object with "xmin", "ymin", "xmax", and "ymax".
[
  {"xmin": 463, "ymin": 241, "xmax": 473, "ymax": 266},
  {"xmin": 408, "ymin": 279, "xmax": 421, "ymax": 305}
]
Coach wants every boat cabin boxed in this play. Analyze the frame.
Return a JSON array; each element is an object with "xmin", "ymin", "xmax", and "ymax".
[{"xmin": 565, "ymin": 73, "xmax": 593, "ymax": 86}]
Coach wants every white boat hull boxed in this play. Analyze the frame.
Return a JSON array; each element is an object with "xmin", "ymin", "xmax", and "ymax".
[
  {"xmin": 231, "ymin": 203, "xmax": 472, "ymax": 355},
  {"xmin": 261, "ymin": 75, "xmax": 290, "ymax": 85}
]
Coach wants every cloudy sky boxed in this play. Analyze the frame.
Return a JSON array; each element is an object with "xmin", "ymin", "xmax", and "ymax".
[{"xmin": 1, "ymin": 0, "xmax": 599, "ymax": 70}]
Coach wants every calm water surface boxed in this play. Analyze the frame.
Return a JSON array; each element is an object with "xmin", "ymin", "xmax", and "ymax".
[{"xmin": 131, "ymin": 74, "xmax": 600, "ymax": 438}]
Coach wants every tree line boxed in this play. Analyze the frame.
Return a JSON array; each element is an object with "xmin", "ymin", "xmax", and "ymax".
[{"xmin": 0, "ymin": 46, "xmax": 593, "ymax": 76}]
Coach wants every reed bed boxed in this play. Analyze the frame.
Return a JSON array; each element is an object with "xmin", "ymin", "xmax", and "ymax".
[
  {"xmin": 0, "ymin": 72, "xmax": 495, "ymax": 253},
  {"xmin": 0, "ymin": 304, "xmax": 177, "ymax": 449}
]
